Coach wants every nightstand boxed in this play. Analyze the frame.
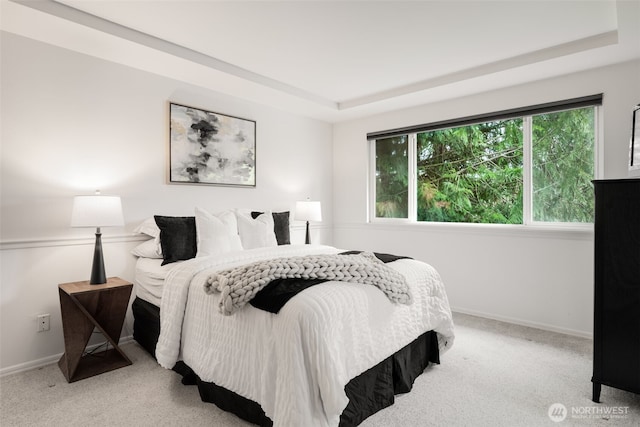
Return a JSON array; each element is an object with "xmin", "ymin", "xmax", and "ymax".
[{"xmin": 58, "ymin": 277, "xmax": 133, "ymax": 382}]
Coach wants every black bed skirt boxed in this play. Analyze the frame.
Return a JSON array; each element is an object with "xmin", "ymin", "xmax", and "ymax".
[{"xmin": 132, "ymin": 296, "xmax": 439, "ymax": 427}]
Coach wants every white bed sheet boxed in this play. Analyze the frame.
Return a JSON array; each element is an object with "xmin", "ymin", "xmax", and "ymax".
[
  {"xmin": 155, "ymin": 244, "xmax": 455, "ymax": 427},
  {"xmin": 134, "ymin": 257, "xmax": 181, "ymax": 306}
]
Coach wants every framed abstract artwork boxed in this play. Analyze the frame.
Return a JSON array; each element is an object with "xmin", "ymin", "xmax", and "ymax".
[{"xmin": 169, "ymin": 103, "xmax": 256, "ymax": 186}]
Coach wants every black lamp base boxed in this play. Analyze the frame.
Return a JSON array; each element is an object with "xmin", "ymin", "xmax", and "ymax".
[
  {"xmin": 305, "ymin": 221, "xmax": 311, "ymax": 244},
  {"xmin": 90, "ymin": 229, "xmax": 107, "ymax": 285}
]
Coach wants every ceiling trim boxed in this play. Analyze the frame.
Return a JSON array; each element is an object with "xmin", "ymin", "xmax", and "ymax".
[
  {"xmin": 13, "ymin": 0, "xmax": 337, "ymax": 109},
  {"xmin": 7, "ymin": 0, "xmax": 630, "ymax": 121},
  {"xmin": 340, "ymin": 30, "xmax": 618, "ymax": 110}
]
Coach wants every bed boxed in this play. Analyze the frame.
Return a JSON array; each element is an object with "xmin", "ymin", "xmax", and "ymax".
[{"xmin": 130, "ymin": 211, "xmax": 455, "ymax": 427}]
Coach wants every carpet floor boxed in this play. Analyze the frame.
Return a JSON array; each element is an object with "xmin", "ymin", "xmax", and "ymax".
[{"xmin": 1, "ymin": 312, "xmax": 638, "ymax": 426}]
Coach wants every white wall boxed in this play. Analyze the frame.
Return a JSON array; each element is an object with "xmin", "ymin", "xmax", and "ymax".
[
  {"xmin": 0, "ymin": 32, "xmax": 333, "ymax": 373},
  {"xmin": 333, "ymin": 60, "xmax": 640, "ymax": 337}
]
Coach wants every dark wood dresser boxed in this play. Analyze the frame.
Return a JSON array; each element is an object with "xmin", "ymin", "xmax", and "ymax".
[{"xmin": 592, "ymin": 178, "xmax": 640, "ymax": 402}]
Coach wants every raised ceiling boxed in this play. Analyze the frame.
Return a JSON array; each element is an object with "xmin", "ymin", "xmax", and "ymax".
[{"xmin": 2, "ymin": 0, "xmax": 639, "ymax": 122}]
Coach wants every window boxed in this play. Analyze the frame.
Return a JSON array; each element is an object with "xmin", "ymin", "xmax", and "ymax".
[
  {"xmin": 370, "ymin": 96, "xmax": 600, "ymax": 225},
  {"xmin": 416, "ymin": 119, "xmax": 523, "ymax": 224},
  {"xmin": 530, "ymin": 108, "xmax": 595, "ymax": 223},
  {"xmin": 375, "ymin": 135, "xmax": 409, "ymax": 218}
]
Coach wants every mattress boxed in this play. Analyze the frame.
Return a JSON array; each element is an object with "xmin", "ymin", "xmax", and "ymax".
[{"xmin": 134, "ymin": 257, "xmax": 180, "ymax": 306}]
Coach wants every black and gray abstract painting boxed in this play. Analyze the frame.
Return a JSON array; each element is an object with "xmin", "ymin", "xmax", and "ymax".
[{"xmin": 170, "ymin": 103, "xmax": 256, "ymax": 186}]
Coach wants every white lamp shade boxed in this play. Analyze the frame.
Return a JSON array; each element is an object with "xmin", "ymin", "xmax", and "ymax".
[
  {"xmin": 295, "ymin": 201, "xmax": 322, "ymax": 222},
  {"xmin": 71, "ymin": 195, "xmax": 124, "ymax": 228}
]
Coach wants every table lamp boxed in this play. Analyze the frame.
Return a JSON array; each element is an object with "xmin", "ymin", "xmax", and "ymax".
[
  {"xmin": 71, "ymin": 191, "xmax": 124, "ymax": 284},
  {"xmin": 295, "ymin": 200, "xmax": 322, "ymax": 244}
]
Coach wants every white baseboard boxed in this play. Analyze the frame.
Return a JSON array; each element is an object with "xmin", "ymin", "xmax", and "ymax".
[
  {"xmin": 451, "ymin": 307, "xmax": 593, "ymax": 339},
  {"xmin": 0, "ymin": 335, "xmax": 134, "ymax": 378}
]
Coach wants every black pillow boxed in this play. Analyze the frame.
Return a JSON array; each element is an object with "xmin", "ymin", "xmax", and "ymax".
[
  {"xmin": 154, "ymin": 216, "xmax": 197, "ymax": 265},
  {"xmin": 251, "ymin": 211, "xmax": 291, "ymax": 245}
]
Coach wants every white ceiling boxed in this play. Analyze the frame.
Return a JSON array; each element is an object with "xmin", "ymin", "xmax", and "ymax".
[{"xmin": 2, "ymin": 0, "xmax": 640, "ymax": 122}]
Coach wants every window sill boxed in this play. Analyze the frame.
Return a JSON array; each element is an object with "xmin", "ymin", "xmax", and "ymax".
[{"xmin": 342, "ymin": 220, "xmax": 594, "ymax": 241}]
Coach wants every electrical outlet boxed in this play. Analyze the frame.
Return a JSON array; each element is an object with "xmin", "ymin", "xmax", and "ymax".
[{"xmin": 37, "ymin": 314, "xmax": 50, "ymax": 332}]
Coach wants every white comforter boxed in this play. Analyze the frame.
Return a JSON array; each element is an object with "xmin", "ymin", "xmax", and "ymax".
[{"xmin": 155, "ymin": 245, "xmax": 455, "ymax": 427}]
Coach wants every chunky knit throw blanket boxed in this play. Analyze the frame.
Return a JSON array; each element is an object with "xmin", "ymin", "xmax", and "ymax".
[{"xmin": 205, "ymin": 252, "xmax": 412, "ymax": 315}]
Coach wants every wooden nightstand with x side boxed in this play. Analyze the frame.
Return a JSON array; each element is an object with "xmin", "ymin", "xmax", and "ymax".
[{"xmin": 58, "ymin": 277, "xmax": 133, "ymax": 382}]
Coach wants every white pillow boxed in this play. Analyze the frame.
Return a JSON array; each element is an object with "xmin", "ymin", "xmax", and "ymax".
[
  {"xmin": 236, "ymin": 211, "xmax": 278, "ymax": 249},
  {"xmin": 195, "ymin": 207, "xmax": 243, "ymax": 257},
  {"xmin": 133, "ymin": 217, "xmax": 160, "ymax": 238},
  {"xmin": 131, "ymin": 238, "xmax": 163, "ymax": 259}
]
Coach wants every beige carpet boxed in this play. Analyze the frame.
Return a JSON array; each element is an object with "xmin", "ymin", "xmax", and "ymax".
[{"xmin": 1, "ymin": 313, "xmax": 638, "ymax": 426}]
